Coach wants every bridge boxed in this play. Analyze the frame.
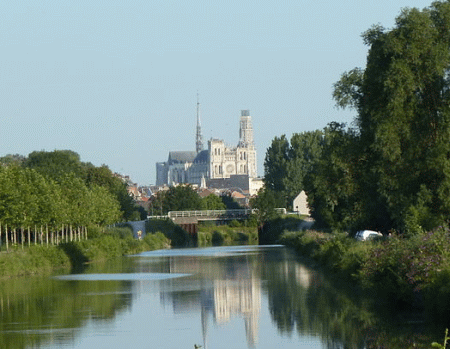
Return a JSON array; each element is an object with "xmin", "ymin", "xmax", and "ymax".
[{"xmin": 147, "ymin": 208, "xmax": 287, "ymax": 236}]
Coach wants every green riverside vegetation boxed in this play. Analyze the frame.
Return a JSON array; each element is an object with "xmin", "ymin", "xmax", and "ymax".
[
  {"xmin": 197, "ymin": 220, "xmax": 258, "ymax": 246},
  {"xmin": 0, "ymin": 226, "xmax": 169, "ymax": 278},
  {"xmin": 263, "ymin": 217, "xmax": 450, "ymax": 325}
]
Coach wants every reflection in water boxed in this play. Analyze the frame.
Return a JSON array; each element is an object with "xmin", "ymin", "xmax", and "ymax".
[
  {"xmin": 157, "ymin": 247, "xmax": 263, "ymax": 348},
  {"xmin": 0, "ymin": 245, "xmax": 441, "ymax": 349}
]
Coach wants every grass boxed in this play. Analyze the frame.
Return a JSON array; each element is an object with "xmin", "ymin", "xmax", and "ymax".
[{"xmin": 0, "ymin": 226, "xmax": 170, "ymax": 278}]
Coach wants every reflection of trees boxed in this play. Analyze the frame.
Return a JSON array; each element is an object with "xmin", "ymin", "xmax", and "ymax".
[
  {"xmin": 262, "ymin": 248, "xmax": 371, "ymax": 348},
  {"xmin": 0, "ymin": 263, "xmax": 133, "ymax": 349},
  {"xmin": 262, "ymin": 249, "xmax": 440, "ymax": 349}
]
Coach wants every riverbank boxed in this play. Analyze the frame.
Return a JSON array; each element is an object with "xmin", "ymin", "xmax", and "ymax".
[
  {"xmin": 0, "ymin": 226, "xmax": 170, "ymax": 278},
  {"xmin": 197, "ymin": 221, "xmax": 258, "ymax": 246},
  {"xmin": 277, "ymin": 225, "xmax": 450, "ymax": 324}
]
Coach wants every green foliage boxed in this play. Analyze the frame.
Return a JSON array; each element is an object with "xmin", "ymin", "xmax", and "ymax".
[
  {"xmin": 304, "ymin": 123, "xmax": 363, "ymax": 231},
  {"xmin": 197, "ymin": 223, "xmax": 258, "ymax": 246},
  {"xmin": 264, "ymin": 2, "xmax": 450, "ymax": 233},
  {"xmin": 24, "ymin": 150, "xmax": 84, "ymax": 181},
  {"xmin": 84, "ymin": 164, "xmax": 138, "ymax": 221},
  {"xmin": 146, "ymin": 219, "xmax": 189, "ymax": 247},
  {"xmin": 0, "ymin": 245, "xmax": 71, "ymax": 277},
  {"xmin": 154, "ymin": 185, "xmax": 203, "ymax": 214},
  {"xmin": 264, "ymin": 135, "xmax": 290, "ymax": 196},
  {"xmin": 0, "ymin": 150, "xmax": 141, "ymax": 230},
  {"xmin": 259, "ymin": 215, "xmax": 304, "ymax": 244},
  {"xmin": 220, "ymin": 193, "xmax": 242, "ymax": 209},
  {"xmin": 228, "ymin": 219, "xmax": 241, "ymax": 227},
  {"xmin": 263, "ymin": 131, "xmax": 323, "ymax": 210},
  {"xmin": 331, "ymin": 2, "xmax": 450, "ymax": 232},
  {"xmin": 250, "ymin": 187, "xmax": 284, "ymax": 228},
  {"xmin": 431, "ymin": 328, "xmax": 449, "ymax": 349},
  {"xmin": 202, "ymin": 194, "xmax": 226, "ymax": 210}
]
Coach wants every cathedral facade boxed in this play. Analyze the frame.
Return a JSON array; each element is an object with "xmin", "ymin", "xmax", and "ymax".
[{"xmin": 156, "ymin": 110, "xmax": 257, "ymax": 190}]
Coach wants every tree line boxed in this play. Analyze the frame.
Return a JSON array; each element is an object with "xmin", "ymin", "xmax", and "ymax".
[
  {"xmin": 262, "ymin": 1, "xmax": 450, "ymax": 235},
  {"xmin": 0, "ymin": 150, "xmax": 144, "ymax": 248}
]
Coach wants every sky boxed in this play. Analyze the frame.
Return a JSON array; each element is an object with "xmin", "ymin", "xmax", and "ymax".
[{"xmin": 0, "ymin": 0, "xmax": 435, "ymax": 185}]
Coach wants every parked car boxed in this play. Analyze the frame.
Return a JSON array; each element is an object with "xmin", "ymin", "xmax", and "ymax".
[{"xmin": 355, "ymin": 230, "xmax": 382, "ymax": 241}]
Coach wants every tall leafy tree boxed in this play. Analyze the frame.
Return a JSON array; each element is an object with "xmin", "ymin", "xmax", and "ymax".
[
  {"xmin": 333, "ymin": 1, "xmax": 450, "ymax": 232},
  {"xmin": 264, "ymin": 135, "xmax": 290, "ymax": 193},
  {"xmin": 85, "ymin": 164, "xmax": 137, "ymax": 221},
  {"xmin": 304, "ymin": 123, "xmax": 361, "ymax": 230},
  {"xmin": 24, "ymin": 150, "xmax": 85, "ymax": 181},
  {"xmin": 284, "ymin": 130, "xmax": 324, "ymax": 206}
]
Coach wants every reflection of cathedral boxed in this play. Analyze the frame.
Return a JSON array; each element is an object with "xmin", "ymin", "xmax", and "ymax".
[
  {"xmin": 156, "ymin": 107, "xmax": 258, "ymax": 189},
  {"xmin": 213, "ymin": 277, "xmax": 260, "ymax": 347},
  {"xmin": 159, "ymin": 256, "xmax": 261, "ymax": 348}
]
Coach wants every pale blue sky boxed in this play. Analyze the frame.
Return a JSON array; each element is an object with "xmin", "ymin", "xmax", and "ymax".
[{"xmin": 0, "ymin": 0, "xmax": 433, "ymax": 185}]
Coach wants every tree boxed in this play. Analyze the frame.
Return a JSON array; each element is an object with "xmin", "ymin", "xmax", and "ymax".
[
  {"xmin": 202, "ymin": 194, "xmax": 226, "ymax": 210},
  {"xmin": 85, "ymin": 164, "xmax": 137, "ymax": 221},
  {"xmin": 304, "ymin": 123, "xmax": 361, "ymax": 230},
  {"xmin": 263, "ymin": 135, "xmax": 290, "ymax": 207},
  {"xmin": 157, "ymin": 185, "xmax": 203, "ymax": 214},
  {"xmin": 24, "ymin": 150, "xmax": 84, "ymax": 181},
  {"xmin": 250, "ymin": 187, "xmax": 284, "ymax": 227},
  {"xmin": 333, "ymin": 2, "xmax": 450, "ymax": 232},
  {"xmin": 284, "ymin": 130, "xmax": 324, "ymax": 208}
]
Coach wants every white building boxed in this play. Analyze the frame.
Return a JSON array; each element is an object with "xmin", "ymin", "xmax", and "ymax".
[{"xmin": 156, "ymin": 110, "xmax": 258, "ymax": 192}]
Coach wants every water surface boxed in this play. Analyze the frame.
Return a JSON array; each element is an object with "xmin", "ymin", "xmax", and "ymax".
[{"xmin": 0, "ymin": 245, "xmax": 440, "ymax": 349}]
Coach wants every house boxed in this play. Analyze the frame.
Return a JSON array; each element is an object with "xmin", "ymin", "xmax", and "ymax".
[{"xmin": 293, "ymin": 191, "xmax": 310, "ymax": 216}]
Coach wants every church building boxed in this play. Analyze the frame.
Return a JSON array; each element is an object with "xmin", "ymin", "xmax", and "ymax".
[{"xmin": 156, "ymin": 106, "xmax": 259, "ymax": 193}]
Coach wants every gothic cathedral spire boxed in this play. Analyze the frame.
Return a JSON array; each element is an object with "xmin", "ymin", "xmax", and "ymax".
[{"xmin": 196, "ymin": 92, "xmax": 204, "ymax": 153}]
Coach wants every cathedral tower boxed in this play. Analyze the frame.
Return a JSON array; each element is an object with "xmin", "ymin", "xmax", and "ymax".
[
  {"xmin": 238, "ymin": 110, "xmax": 254, "ymax": 147},
  {"xmin": 238, "ymin": 110, "xmax": 257, "ymax": 178}
]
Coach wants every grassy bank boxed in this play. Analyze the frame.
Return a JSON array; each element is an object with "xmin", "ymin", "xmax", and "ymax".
[
  {"xmin": 0, "ymin": 226, "xmax": 170, "ymax": 278},
  {"xmin": 198, "ymin": 220, "xmax": 258, "ymax": 246},
  {"xmin": 278, "ymin": 226, "xmax": 450, "ymax": 324}
]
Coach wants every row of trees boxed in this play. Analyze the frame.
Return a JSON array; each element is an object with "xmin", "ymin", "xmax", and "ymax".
[
  {"xmin": 0, "ymin": 150, "xmax": 144, "ymax": 246},
  {"xmin": 262, "ymin": 1, "xmax": 450, "ymax": 234}
]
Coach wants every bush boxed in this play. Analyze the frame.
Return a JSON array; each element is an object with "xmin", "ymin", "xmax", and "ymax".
[
  {"xmin": 211, "ymin": 231, "xmax": 224, "ymax": 246},
  {"xmin": 146, "ymin": 219, "xmax": 190, "ymax": 247}
]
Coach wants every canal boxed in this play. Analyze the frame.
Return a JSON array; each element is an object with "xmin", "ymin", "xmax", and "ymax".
[{"xmin": 0, "ymin": 245, "xmax": 442, "ymax": 348}]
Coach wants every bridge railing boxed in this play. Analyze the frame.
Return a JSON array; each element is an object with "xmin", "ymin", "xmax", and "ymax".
[
  {"xmin": 167, "ymin": 208, "xmax": 286, "ymax": 220},
  {"xmin": 168, "ymin": 209, "xmax": 252, "ymax": 219}
]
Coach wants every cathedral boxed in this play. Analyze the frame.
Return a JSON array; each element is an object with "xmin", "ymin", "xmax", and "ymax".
[{"xmin": 156, "ymin": 107, "xmax": 259, "ymax": 193}]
